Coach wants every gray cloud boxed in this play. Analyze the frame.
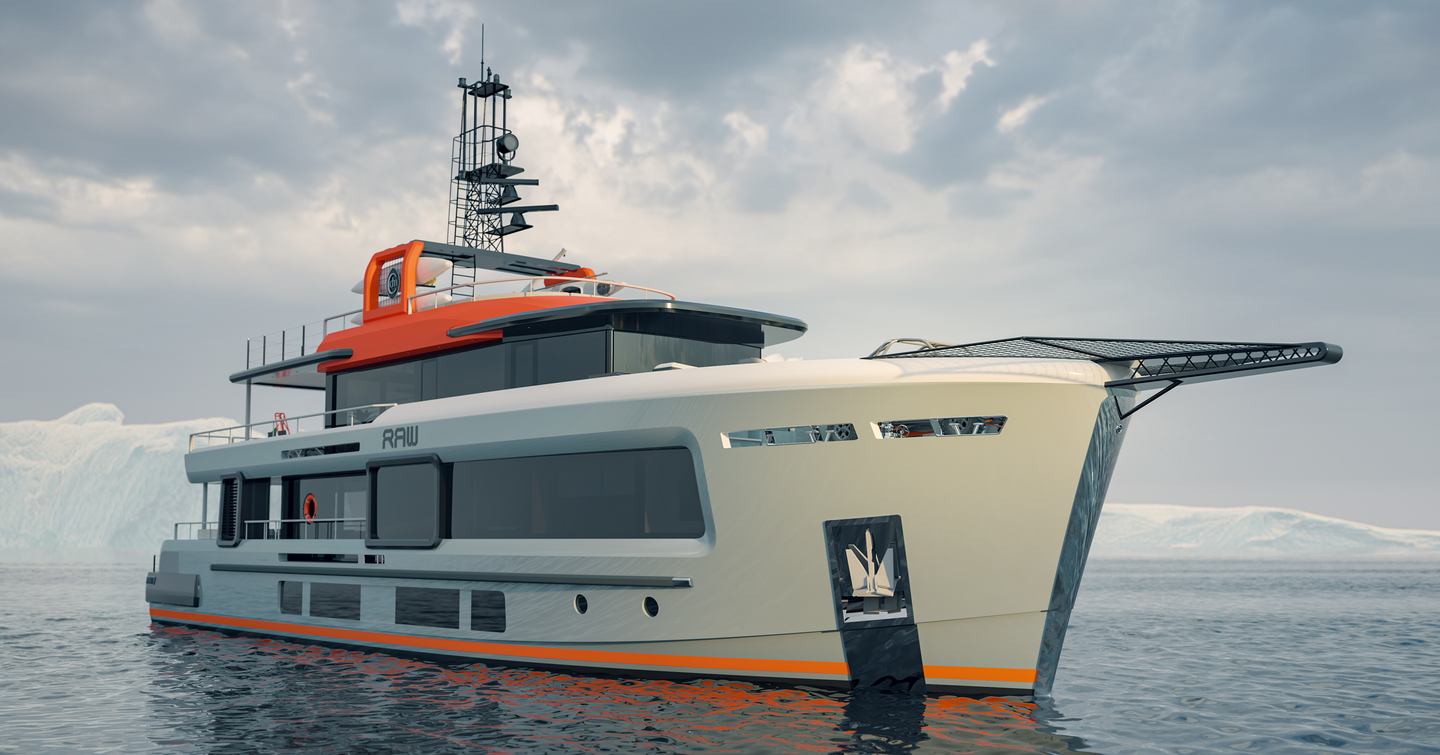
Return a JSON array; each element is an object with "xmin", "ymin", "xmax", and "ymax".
[{"xmin": 1, "ymin": 1, "xmax": 1437, "ymax": 528}]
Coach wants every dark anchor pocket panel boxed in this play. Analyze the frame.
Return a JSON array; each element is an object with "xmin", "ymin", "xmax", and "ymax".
[{"xmin": 823, "ymin": 515, "xmax": 925, "ymax": 692}]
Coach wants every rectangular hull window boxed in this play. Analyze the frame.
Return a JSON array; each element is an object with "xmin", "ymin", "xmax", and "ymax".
[
  {"xmin": 451, "ymin": 448, "xmax": 704, "ymax": 539},
  {"xmin": 723, "ymin": 424, "xmax": 857, "ymax": 448},
  {"xmin": 279, "ymin": 581, "xmax": 303, "ymax": 615},
  {"xmin": 395, "ymin": 587, "xmax": 460, "ymax": 629},
  {"xmin": 309, "ymin": 582, "xmax": 361, "ymax": 620},
  {"xmin": 471, "ymin": 590, "xmax": 506, "ymax": 633},
  {"xmin": 877, "ymin": 416, "xmax": 1006, "ymax": 438}
]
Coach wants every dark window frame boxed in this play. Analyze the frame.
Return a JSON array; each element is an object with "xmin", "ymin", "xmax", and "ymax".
[{"xmin": 365, "ymin": 454, "xmax": 447, "ymax": 549}]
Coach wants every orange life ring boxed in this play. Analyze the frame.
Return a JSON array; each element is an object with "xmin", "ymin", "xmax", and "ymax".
[{"xmin": 302, "ymin": 493, "xmax": 317, "ymax": 523}]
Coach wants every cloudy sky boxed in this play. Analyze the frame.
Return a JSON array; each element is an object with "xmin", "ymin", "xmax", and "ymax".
[{"xmin": 2, "ymin": 1, "xmax": 1436, "ymax": 526}]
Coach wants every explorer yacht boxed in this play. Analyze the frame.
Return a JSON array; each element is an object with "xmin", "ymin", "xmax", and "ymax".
[{"xmin": 146, "ymin": 62, "xmax": 1342, "ymax": 696}]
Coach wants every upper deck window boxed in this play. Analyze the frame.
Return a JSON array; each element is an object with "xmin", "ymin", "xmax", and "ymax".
[
  {"xmin": 611, "ymin": 332, "xmax": 757, "ymax": 374},
  {"xmin": 328, "ymin": 331, "xmax": 611, "ymax": 424},
  {"xmin": 328, "ymin": 326, "xmax": 760, "ymax": 422}
]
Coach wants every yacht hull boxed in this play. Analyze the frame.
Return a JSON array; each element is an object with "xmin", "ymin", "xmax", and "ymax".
[{"xmin": 153, "ymin": 357, "xmax": 1131, "ymax": 696}]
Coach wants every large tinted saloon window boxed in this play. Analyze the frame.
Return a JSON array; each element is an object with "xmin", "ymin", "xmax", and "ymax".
[
  {"xmin": 370, "ymin": 461, "xmax": 442, "ymax": 545},
  {"xmin": 451, "ymin": 448, "xmax": 704, "ymax": 539}
]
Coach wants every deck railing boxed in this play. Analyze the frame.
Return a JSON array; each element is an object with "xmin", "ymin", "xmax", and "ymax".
[
  {"xmin": 245, "ymin": 310, "xmax": 363, "ymax": 372},
  {"xmin": 243, "ymin": 517, "xmax": 366, "ymax": 540},
  {"xmin": 173, "ymin": 521, "xmax": 218, "ymax": 540},
  {"xmin": 189, "ymin": 403, "xmax": 396, "ymax": 450},
  {"xmin": 406, "ymin": 275, "xmax": 676, "ymax": 312},
  {"xmin": 170, "ymin": 518, "xmax": 364, "ymax": 541}
]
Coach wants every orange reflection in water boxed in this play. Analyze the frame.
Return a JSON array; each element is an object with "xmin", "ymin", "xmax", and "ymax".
[{"xmin": 151, "ymin": 625, "xmax": 1081, "ymax": 753}]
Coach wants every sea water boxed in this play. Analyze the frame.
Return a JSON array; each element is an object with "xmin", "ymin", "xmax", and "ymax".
[{"xmin": 1, "ymin": 560, "xmax": 1436, "ymax": 753}]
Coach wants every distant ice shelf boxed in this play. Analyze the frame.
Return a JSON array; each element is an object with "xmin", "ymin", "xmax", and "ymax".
[
  {"xmin": 2, "ymin": 405, "xmax": 1437, "ymax": 560},
  {"xmin": 1093, "ymin": 503, "xmax": 1440, "ymax": 559}
]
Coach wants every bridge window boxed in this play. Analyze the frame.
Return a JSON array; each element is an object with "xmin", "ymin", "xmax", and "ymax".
[
  {"xmin": 450, "ymin": 447, "xmax": 704, "ymax": 539},
  {"xmin": 612, "ymin": 331, "xmax": 757, "ymax": 373},
  {"xmin": 333, "ymin": 360, "xmax": 422, "ymax": 414},
  {"xmin": 328, "ymin": 331, "xmax": 610, "ymax": 423},
  {"xmin": 509, "ymin": 331, "xmax": 610, "ymax": 387},
  {"xmin": 327, "ymin": 327, "xmax": 763, "ymax": 423}
]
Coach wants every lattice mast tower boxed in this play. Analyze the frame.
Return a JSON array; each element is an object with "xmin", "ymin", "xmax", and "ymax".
[{"xmin": 446, "ymin": 50, "xmax": 558, "ymax": 297}]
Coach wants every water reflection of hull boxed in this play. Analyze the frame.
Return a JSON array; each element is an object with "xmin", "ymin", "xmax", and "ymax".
[
  {"xmin": 147, "ymin": 623, "xmax": 1090, "ymax": 753},
  {"xmin": 151, "ymin": 606, "xmax": 1039, "ymax": 696}
]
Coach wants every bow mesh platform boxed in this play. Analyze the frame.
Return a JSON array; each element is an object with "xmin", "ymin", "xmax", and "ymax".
[{"xmin": 867, "ymin": 337, "xmax": 1342, "ymax": 388}]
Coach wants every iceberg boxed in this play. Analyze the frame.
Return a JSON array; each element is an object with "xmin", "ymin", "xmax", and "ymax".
[{"xmin": 0, "ymin": 404, "xmax": 232, "ymax": 559}]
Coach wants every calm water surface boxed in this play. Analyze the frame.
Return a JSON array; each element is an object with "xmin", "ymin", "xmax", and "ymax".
[{"xmin": 1, "ymin": 560, "xmax": 1437, "ymax": 753}]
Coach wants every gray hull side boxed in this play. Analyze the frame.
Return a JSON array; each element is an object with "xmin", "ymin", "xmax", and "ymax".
[{"xmin": 1034, "ymin": 395, "xmax": 1126, "ymax": 694}]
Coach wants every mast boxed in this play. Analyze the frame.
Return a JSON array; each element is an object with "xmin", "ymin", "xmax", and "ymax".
[{"xmin": 447, "ymin": 41, "xmax": 558, "ymax": 297}]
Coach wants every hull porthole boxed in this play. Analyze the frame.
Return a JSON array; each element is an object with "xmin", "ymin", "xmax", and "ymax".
[{"xmin": 573, "ymin": 594, "xmax": 588, "ymax": 614}]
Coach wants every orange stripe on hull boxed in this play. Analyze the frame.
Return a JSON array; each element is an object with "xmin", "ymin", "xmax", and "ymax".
[
  {"xmin": 924, "ymin": 665, "xmax": 1038, "ymax": 684},
  {"xmin": 149, "ymin": 608, "xmax": 1036, "ymax": 685}
]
